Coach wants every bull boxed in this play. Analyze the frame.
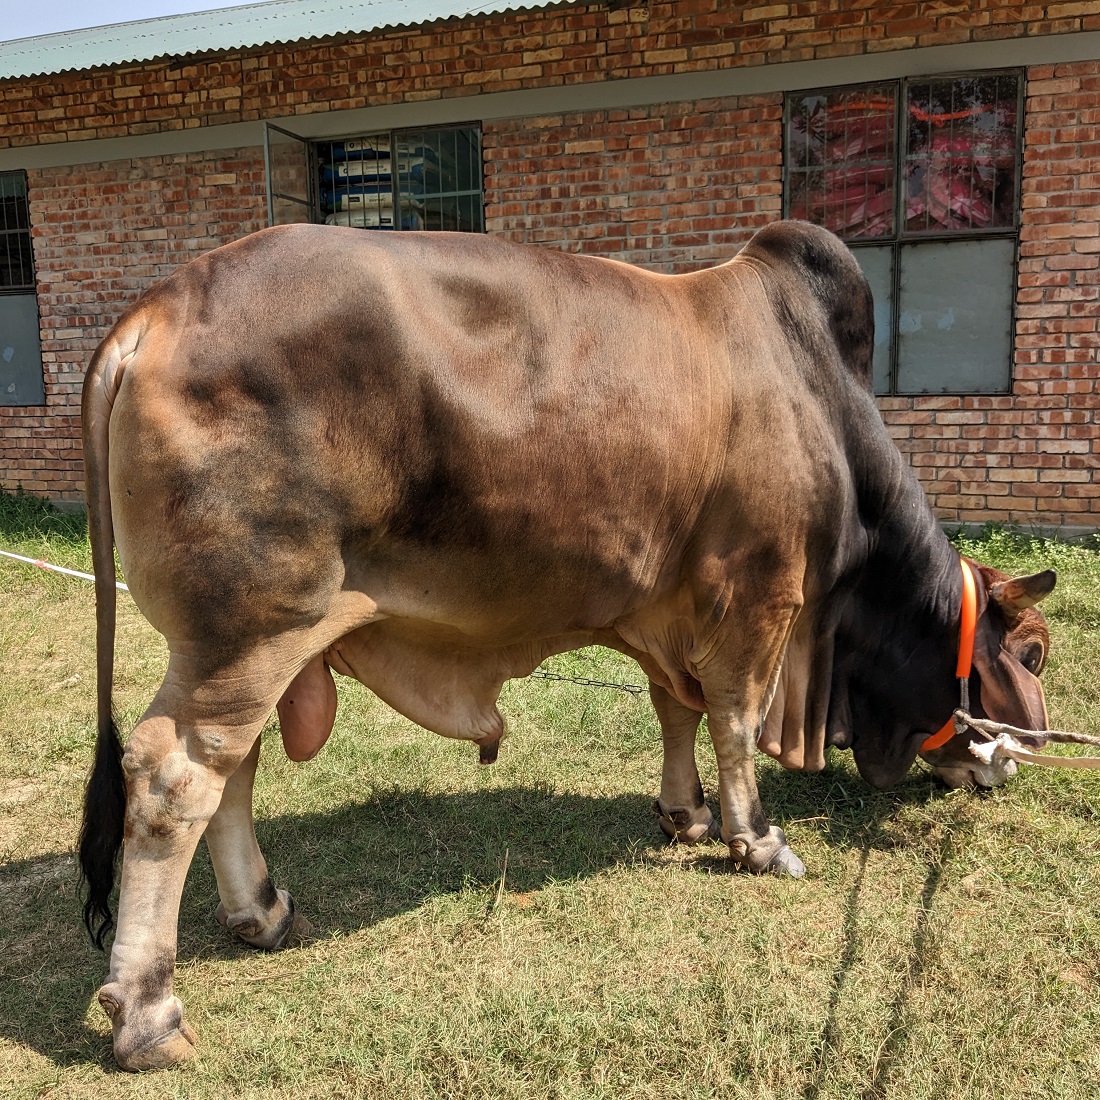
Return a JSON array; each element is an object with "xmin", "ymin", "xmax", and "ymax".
[{"xmin": 78, "ymin": 220, "xmax": 1054, "ymax": 1069}]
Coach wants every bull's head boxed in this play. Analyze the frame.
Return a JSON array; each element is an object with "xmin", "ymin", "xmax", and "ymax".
[{"xmin": 919, "ymin": 561, "xmax": 1055, "ymax": 789}]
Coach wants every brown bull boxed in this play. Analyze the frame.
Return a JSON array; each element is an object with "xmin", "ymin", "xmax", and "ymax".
[{"xmin": 78, "ymin": 220, "xmax": 1054, "ymax": 1070}]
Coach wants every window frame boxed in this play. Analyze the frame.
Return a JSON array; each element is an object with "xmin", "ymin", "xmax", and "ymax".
[
  {"xmin": 310, "ymin": 122, "xmax": 485, "ymax": 234},
  {"xmin": 0, "ymin": 169, "xmax": 45, "ymax": 408},
  {"xmin": 0, "ymin": 169, "xmax": 37, "ymax": 296},
  {"xmin": 782, "ymin": 70, "xmax": 1025, "ymax": 397}
]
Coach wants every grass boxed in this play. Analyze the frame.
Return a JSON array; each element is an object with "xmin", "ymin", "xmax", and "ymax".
[{"xmin": 1, "ymin": 491, "xmax": 1099, "ymax": 1098}]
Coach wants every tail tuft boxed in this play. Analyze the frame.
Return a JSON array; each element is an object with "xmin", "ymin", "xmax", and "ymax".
[{"xmin": 78, "ymin": 714, "xmax": 126, "ymax": 949}]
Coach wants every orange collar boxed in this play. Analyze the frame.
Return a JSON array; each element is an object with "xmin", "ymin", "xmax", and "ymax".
[{"xmin": 921, "ymin": 558, "xmax": 977, "ymax": 752}]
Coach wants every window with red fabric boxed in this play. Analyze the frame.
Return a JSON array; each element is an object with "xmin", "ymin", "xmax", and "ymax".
[
  {"xmin": 787, "ymin": 86, "xmax": 897, "ymax": 239},
  {"xmin": 904, "ymin": 75, "xmax": 1019, "ymax": 234},
  {"xmin": 784, "ymin": 72, "xmax": 1022, "ymax": 396}
]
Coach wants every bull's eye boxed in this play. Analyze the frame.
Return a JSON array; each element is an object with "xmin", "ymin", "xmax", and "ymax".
[{"xmin": 1017, "ymin": 642, "xmax": 1045, "ymax": 675}]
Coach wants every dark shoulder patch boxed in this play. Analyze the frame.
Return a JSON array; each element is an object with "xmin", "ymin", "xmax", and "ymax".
[
  {"xmin": 745, "ymin": 220, "xmax": 853, "ymax": 283},
  {"xmin": 386, "ymin": 379, "xmax": 492, "ymax": 551}
]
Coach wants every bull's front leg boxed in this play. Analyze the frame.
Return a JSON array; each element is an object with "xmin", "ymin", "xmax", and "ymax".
[
  {"xmin": 706, "ymin": 708, "xmax": 805, "ymax": 877},
  {"xmin": 97, "ymin": 704, "xmax": 266, "ymax": 1071},
  {"xmin": 649, "ymin": 683, "xmax": 719, "ymax": 843}
]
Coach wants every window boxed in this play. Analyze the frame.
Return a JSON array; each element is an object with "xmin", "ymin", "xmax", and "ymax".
[
  {"xmin": 0, "ymin": 172, "xmax": 35, "ymax": 291},
  {"xmin": 263, "ymin": 122, "xmax": 484, "ymax": 234},
  {"xmin": 315, "ymin": 126, "xmax": 483, "ymax": 233},
  {"xmin": 0, "ymin": 171, "xmax": 44, "ymax": 406},
  {"xmin": 785, "ymin": 73, "xmax": 1022, "ymax": 395}
]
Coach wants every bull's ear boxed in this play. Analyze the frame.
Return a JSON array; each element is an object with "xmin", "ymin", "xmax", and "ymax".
[{"xmin": 990, "ymin": 569, "xmax": 1057, "ymax": 615}]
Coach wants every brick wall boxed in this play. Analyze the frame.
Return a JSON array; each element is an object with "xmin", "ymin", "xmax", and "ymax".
[
  {"xmin": 483, "ymin": 64, "xmax": 1100, "ymax": 529},
  {"xmin": 1, "ymin": 2, "xmax": 1096, "ymax": 152},
  {"xmin": 1, "ymin": 4, "xmax": 1098, "ymax": 522},
  {"xmin": 0, "ymin": 149, "xmax": 267, "ymax": 500},
  {"xmin": 484, "ymin": 95, "xmax": 783, "ymax": 270},
  {"xmin": 879, "ymin": 60, "xmax": 1100, "ymax": 528}
]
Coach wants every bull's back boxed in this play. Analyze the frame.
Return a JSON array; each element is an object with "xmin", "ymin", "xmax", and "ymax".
[{"xmin": 105, "ymin": 224, "xmax": 853, "ymax": 644}]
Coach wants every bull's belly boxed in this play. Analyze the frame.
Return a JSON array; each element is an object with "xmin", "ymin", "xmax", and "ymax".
[
  {"xmin": 329, "ymin": 534, "xmax": 710, "ymax": 733},
  {"xmin": 323, "ymin": 616, "xmax": 600, "ymax": 742}
]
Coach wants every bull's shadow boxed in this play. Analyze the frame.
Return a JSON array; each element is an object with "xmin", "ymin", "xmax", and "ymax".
[
  {"xmin": 184, "ymin": 761, "xmax": 948, "ymax": 947},
  {"xmin": 0, "ymin": 767, "xmax": 944, "ymax": 1071}
]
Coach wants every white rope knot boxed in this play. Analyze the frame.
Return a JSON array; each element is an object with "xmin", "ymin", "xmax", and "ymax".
[{"xmin": 956, "ymin": 710, "xmax": 1100, "ymax": 771}]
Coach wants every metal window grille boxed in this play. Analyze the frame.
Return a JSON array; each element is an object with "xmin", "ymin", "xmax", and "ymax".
[
  {"xmin": 0, "ymin": 169, "xmax": 45, "ymax": 406},
  {"xmin": 786, "ymin": 84, "xmax": 897, "ymax": 239},
  {"xmin": 0, "ymin": 172, "xmax": 35, "ymax": 293},
  {"xmin": 903, "ymin": 74, "xmax": 1020, "ymax": 234},
  {"xmin": 313, "ymin": 124, "xmax": 484, "ymax": 233}
]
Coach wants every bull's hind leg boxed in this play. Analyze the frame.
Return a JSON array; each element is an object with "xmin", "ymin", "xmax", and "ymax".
[
  {"xmin": 649, "ymin": 684, "xmax": 719, "ymax": 843},
  {"xmin": 205, "ymin": 735, "xmax": 297, "ymax": 950},
  {"xmin": 97, "ymin": 655, "xmax": 290, "ymax": 1071}
]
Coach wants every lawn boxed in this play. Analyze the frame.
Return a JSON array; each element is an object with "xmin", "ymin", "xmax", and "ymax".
[{"xmin": 1, "ymin": 490, "xmax": 1098, "ymax": 1099}]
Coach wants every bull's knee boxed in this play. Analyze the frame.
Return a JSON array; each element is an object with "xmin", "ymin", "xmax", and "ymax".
[
  {"xmin": 124, "ymin": 742, "xmax": 225, "ymax": 832},
  {"xmin": 216, "ymin": 877, "xmax": 298, "ymax": 950}
]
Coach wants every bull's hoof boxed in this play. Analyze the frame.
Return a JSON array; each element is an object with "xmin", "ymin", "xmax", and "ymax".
[
  {"xmin": 216, "ymin": 886, "xmax": 298, "ymax": 950},
  {"xmin": 98, "ymin": 988, "xmax": 198, "ymax": 1072},
  {"xmin": 116, "ymin": 1020, "xmax": 198, "ymax": 1072},
  {"xmin": 654, "ymin": 799, "xmax": 720, "ymax": 844},
  {"xmin": 765, "ymin": 845, "xmax": 806, "ymax": 877},
  {"xmin": 728, "ymin": 826, "xmax": 805, "ymax": 878}
]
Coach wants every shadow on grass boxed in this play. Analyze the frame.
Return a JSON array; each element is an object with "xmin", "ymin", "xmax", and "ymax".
[
  {"xmin": 0, "ymin": 771, "xmax": 947, "ymax": 1072},
  {"xmin": 230, "ymin": 765, "xmax": 947, "ymax": 945},
  {"xmin": 857, "ymin": 825, "xmax": 959, "ymax": 1100},
  {"xmin": 800, "ymin": 790, "xmax": 970, "ymax": 1100}
]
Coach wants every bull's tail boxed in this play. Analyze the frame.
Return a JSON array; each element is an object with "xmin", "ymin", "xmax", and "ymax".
[{"xmin": 77, "ymin": 333, "xmax": 130, "ymax": 949}]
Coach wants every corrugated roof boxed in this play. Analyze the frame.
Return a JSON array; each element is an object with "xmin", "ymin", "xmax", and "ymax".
[{"xmin": 0, "ymin": 0, "xmax": 558, "ymax": 80}]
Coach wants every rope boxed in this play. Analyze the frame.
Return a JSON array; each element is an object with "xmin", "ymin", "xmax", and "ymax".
[
  {"xmin": 0, "ymin": 548, "xmax": 129, "ymax": 591},
  {"xmin": 1, "ymin": 550, "xmax": 641, "ymax": 695},
  {"xmin": 956, "ymin": 709, "xmax": 1100, "ymax": 771},
  {"xmin": 3, "ymin": 546, "xmax": 1098, "ymax": 770},
  {"xmin": 529, "ymin": 668, "xmax": 647, "ymax": 695}
]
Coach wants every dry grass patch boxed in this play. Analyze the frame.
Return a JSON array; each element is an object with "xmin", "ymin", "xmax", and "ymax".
[{"xmin": 1, "ymin": 494, "xmax": 1099, "ymax": 1098}]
